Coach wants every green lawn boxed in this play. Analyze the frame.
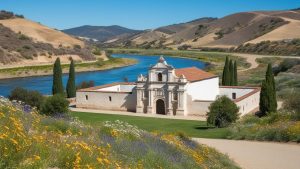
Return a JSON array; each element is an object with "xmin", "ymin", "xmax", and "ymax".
[{"xmin": 71, "ymin": 111, "xmax": 229, "ymax": 138}]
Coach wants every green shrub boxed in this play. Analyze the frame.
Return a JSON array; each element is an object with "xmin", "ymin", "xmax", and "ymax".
[
  {"xmin": 76, "ymin": 80, "xmax": 94, "ymax": 89},
  {"xmin": 228, "ymin": 112, "xmax": 300, "ymax": 142},
  {"xmin": 41, "ymin": 95, "xmax": 69, "ymax": 116},
  {"xmin": 96, "ymin": 58, "xmax": 104, "ymax": 66},
  {"xmin": 92, "ymin": 47, "xmax": 101, "ymax": 55},
  {"xmin": 73, "ymin": 44, "xmax": 81, "ymax": 50},
  {"xmin": 283, "ymin": 89, "xmax": 300, "ymax": 120},
  {"xmin": 207, "ymin": 96, "xmax": 239, "ymax": 128},
  {"xmin": 9, "ymin": 87, "xmax": 44, "ymax": 110}
]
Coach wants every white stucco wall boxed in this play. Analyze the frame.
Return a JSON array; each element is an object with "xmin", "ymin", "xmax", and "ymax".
[
  {"xmin": 185, "ymin": 87, "xmax": 260, "ymax": 116},
  {"xmin": 235, "ymin": 90, "xmax": 260, "ymax": 116},
  {"xmin": 76, "ymin": 90, "xmax": 137, "ymax": 112},
  {"xmin": 186, "ymin": 77, "xmax": 219, "ymax": 101},
  {"xmin": 219, "ymin": 87, "xmax": 253, "ymax": 99},
  {"xmin": 96, "ymin": 84, "xmax": 136, "ymax": 92},
  {"xmin": 185, "ymin": 94, "xmax": 212, "ymax": 116}
]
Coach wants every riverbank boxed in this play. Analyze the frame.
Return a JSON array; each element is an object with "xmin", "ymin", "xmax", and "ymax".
[
  {"xmin": 0, "ymin": 58, "xmax": 137, "ymax": 79},
  {"xmin": 108, "ymin": 48, "xmax": 250, "ymax": 74}
]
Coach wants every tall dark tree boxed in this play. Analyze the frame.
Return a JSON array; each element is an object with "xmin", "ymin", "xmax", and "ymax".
[
  {"xmin": 265, "ymin": 63, "xmax": 277, "ymax": 112},
  {"xmin": 233, "ymin": 61, "xmax": 238, "ymax": 86},
  {"xmin": 229, "ymin": 59, "xmax": 234, "ymax": 86},
  {"xmin": 259, "ymin": 80, "xmax": 268, "ymax": 115},
  {"xmin": 222, "ymin": 56, "xmax": 231, "ymax": 85},
  {"xmin": 52, "ymin": 58, "xmax": 64, "ymax": 95},
  {"xmin": 259, "ymin": 63, "xmax": 277, "ymax": 115},
  {"xmin": 66, "ymin": 59, "xmax": 76, "ymax": 98}
]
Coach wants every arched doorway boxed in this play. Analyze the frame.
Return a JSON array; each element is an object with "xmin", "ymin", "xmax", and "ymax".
[{"xmin": 156, "ymin": 99, "xmax": 165, "ymax": 115}]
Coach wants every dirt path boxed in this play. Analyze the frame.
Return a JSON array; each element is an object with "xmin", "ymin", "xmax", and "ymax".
[
  {"xmin": 232, "ymin": 53, "xmax": 300, "ymax": 71},
  {"xmin": 193, "ymin": 138, "xmax": 300, "ymax": 169}
]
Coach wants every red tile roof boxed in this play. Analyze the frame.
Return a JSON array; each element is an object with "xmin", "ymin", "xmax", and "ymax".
[{"xmin": 175, "ymin": 67, "xmax": 217, "ymax": 82}]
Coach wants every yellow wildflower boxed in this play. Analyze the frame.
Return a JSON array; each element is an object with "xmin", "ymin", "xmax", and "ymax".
[
  {"xmin": 103, "ymin": 158, "xmax": 110, "ymax": 165},
  {"xmin": 33, "ymin": 155, "xmax": 41, "ymax": 161},
  {"xmin": 97, "ymin": 157, "xmax": 103, "ymax": 165},
  {"xmin": 0, "ymin": 112, "xmax": 5, "ymax": 118},
  {"xmin": 10, "ymin": 138, "xmax": 18, "ymax": 145}
]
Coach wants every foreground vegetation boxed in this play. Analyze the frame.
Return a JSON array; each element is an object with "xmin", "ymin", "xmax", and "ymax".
[
  {"xmin": 227, "ymin": 113, "xmax": 300, "ymax": 142},
  {"xmin": 0, "ymin": 98, "xmax": 239, "ymax": 168}
]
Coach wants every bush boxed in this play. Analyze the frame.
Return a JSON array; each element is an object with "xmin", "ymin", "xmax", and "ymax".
[
  {"xmin": 283, "ymin": 89, "xmax": 300, "ymax": 120},
  {"xmin": 177, "ymin": 44, "xmax": 191, "ymax": 50},
  {"xmin": 41, "ymin": 94, "xmax": 69, "ymax": 116},
  {"xmin": 9, "ymin": 87, "xmax": 44, "ymax": 110},
  {"xmin": 207, "ymin": 96, "xmax": 239, "ymax": 128},
  {"xmin": 227, "ymin": 113, "xmax": 300, "ymax": 142},
  {"xmin": 76, "ymin": 80, "xmax": 95, "ymax": 89}
]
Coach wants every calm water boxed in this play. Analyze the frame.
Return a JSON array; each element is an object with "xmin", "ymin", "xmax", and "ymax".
[{"xmin": 0, "ymin": 54, "xmax": 206, "ymax": 96}]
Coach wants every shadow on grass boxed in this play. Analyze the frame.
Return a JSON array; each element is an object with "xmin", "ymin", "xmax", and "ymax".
[{"xmin": 194, "ymin": 125, "xmax": 215, "ymax": 130}]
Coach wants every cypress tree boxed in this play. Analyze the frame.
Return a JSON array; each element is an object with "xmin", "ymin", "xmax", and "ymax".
[
  {"xmin": 259, "ymin": 63, "xmax": 277, "ymax": 115},
  {"xmin": 259, "ymin": 80, "xmax": 268, "ymax": 115},
  {"xmin": 229, "ymin": 60, "xmax": 234, "ymax": 86},
  {"xmin": 265, "ymin": 63, "xmax": 277, "ymax": 112},
  {"xmin": 222, "ymin": 56, "xmax": 230, "ymax": 85},
  {"xmin": 66, "ymin": 59, "xmax": 76, "ymax": 98},
  {"xmin": 52, "ymin": 58, "xmax": 64, "ymax": 95},
  {"xmin": 233, "ymin": 61, "xmax": 238, "ymax": 86}
]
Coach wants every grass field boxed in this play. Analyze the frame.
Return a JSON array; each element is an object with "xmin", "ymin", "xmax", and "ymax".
[{"xmin": 71, "ymin": 111, "xmax": 229, "ymax": 138}]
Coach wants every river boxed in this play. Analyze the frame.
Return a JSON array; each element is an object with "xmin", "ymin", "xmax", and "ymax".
[{"xmin": 0, "ymin": 54, "xmax": 206, "ymax": 96}]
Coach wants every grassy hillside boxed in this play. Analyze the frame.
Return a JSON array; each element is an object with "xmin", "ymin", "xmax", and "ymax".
[
  {"xmin": 0, "ymin": 24, "xmax": 94, "ymax": 64},
  {"xmin": 0, "ymin": 11, "xmax": 95, "ymax": 65},
  {"xmin": 101, "ymin": 9, "xmax": 300, "ymax": 50},
  {"xmin": 0, "ymin": 98, "xmax": 239, "ymax": 168}
]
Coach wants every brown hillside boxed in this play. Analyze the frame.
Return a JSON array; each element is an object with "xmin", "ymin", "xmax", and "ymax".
[
  {"xmin": 112, "ymin": 9, "xmax": 300, "ymax": 49},
  {"xmin": 0, "ymin": 24, "xmax": 95, "ymax": 65},
  {"xmin": 0, "ymin": 18, "xmax": 84, "ymax": 48}
]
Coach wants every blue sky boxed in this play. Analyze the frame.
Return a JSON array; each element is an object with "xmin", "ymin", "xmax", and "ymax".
[{"xmin": 1, "ymin": 0, "xmax": 299, "ymax": 30}]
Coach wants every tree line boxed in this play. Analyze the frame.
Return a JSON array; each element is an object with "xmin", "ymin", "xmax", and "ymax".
[{"xmin": 221, "ymin": 56, "xmax": 238, "ymax": 86}]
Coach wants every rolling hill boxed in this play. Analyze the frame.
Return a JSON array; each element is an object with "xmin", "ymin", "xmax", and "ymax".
[
  {"xmin": 129, "ymin": 9, "xmax": 300, "ymax": 49},
  {"xmin": 63, "ymin": 9, "xmax": 300, "ymax": 50},
  {"xmin": 0, "ymin": 11, "xmax": 95, "ymax": 65},
  {"xmin": 62, "ymin": 25, "xmax": 142, "ymax": 42}
]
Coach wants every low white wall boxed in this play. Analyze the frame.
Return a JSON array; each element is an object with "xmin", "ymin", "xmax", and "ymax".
[
  {"xmin": 219, "ymin": 87, "xmax": 253, "ymax": 99},
  {"xmin": 185, "ymin": 94, "xmax": 212, "ymax": 116},
  {"xmin": 76, "ymin": 90, "xmax": 137, "ymax": 112},
  {"xmin": 185, "ymin": 87, "xmax": 260, "ymax": 116},
  {"xmin": 236, "ymin": 90, "xmax": 260, "ymax": 116},
  {"xmin": 186, "ymin": 77, "xmax": 219, "ymax": 101}
]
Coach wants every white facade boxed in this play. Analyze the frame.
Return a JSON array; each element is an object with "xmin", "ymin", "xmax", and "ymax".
[
  {"xmin": 76, "ymin": 57, "xmax": 260, "ymax": 117},
  {"xmin": 186, "ymin": 78, "xmax": 219, "ymax": 101},
  {"xmin": 76, "ymin": 83, "xmax": 137, "ymax": 112}
]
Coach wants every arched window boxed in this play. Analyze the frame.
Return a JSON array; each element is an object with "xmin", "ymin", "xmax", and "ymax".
[{"xmin": 158, "ymin": 73, "xmax": 162, "ymax": 81}]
